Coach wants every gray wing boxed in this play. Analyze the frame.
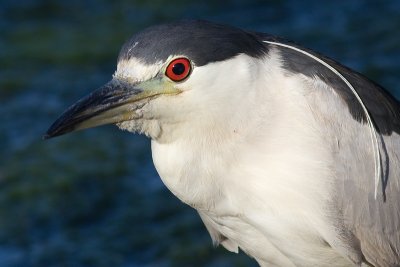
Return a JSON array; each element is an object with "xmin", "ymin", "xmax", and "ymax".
[
  {"xmin": 332, "ymin": 123, "xmax": 400, "ymax": 267},
  {"xmin": 257, "ymin": 34, "xmax": 400, "ymax": 266}
]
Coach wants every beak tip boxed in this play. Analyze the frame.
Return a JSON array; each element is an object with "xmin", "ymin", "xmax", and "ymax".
[
  {"xmin": 43, "ymin": 123, "xmax": 66, "ymax": 140},
  {"xmin": 42, "ymin": 133, "xmax": 52, "ymax": 140},
  {"xmin": 43, "ymin": 126, "xmax": 58, "ymax": 140}
]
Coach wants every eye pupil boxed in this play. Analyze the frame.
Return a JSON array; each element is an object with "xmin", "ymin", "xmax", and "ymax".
[
  {"xmin": 165, "ymin": 57, "xmax": 191, "ymax": 82},
  {"xmin": 172, "ymin": 63, "xmax": 185, "ymax": 75}
]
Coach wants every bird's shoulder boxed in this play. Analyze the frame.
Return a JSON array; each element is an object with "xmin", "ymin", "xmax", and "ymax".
[{"xmin": 254, "ymin": 32, "xmax": 400, "ymax": 136}]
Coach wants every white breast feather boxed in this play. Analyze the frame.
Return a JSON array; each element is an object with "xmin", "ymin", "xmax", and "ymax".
[{"xmin": 150, "ymin": 53, "xmax": 354, "ymax": 266}]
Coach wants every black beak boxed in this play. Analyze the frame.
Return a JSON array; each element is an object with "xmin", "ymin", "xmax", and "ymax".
[{"xmin": 44, "ymin": 79, "xmax": 144, "ymax": 139}]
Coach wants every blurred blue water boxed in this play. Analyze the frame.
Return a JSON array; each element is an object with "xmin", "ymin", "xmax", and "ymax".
[{"xmin": 1, "ymin": 0, "xmax": 399, "ymax": 266}]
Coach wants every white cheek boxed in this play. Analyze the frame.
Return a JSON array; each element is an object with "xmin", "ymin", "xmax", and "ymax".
[{"xmin": 180, "ymin": 54, "xmax": 262, "ymax": 106}]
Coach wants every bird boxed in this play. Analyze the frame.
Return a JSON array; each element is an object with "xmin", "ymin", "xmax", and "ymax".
[{"xmin": 45, "ymin": 20, "xmax": 400, "ymax": 266}]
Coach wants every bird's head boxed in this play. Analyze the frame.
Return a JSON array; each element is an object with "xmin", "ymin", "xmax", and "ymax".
[{"xmin": 45, "ymin": 20, "xmax": 269, "ymax": 142}]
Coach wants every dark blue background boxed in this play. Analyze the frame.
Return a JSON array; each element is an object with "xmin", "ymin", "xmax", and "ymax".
[{"xmin": 1, "ymin": 1, "xmax": 400, "ymax": 266}]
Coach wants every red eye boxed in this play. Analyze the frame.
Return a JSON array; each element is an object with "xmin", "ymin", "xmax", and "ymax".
[{"xmin": 165, "ymin": 58, "xmax": 191, "ymax": 82}]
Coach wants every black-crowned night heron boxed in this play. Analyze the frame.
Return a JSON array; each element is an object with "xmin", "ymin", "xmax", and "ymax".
[{"xmin": 45, "ymin": 20, "xmax": 400, "ymax": 266}]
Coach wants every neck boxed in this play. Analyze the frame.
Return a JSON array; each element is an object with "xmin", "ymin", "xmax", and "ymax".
[{"xmin": 149, "ymin": 76, "xmax": 283, "ymax": 209}]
